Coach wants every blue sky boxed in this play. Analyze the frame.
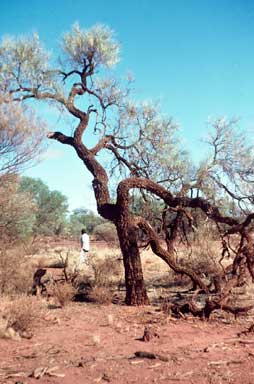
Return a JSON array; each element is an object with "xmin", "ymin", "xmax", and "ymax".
[{"xmin": 1, "ymin": 0, "xmax": 254, "ymax": 212}]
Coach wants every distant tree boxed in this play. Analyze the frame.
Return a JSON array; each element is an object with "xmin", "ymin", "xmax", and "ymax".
[
  {"xmin": 20, "ymin": 177, "xmax": 68, "ymax": 236},
  {"xmin": 3, "ymin": 25, "xmax": 254, "ymax": 312},
  {"xmin": 0, "ymin": 175, "xmax": 36, "ymax": 243},
  {"xmin": 68, "ymin": 208, "xmax": 104, "ymax": 235},
  {"xmin": 0, "ymin": 41, "xmax": 46, "ymax": 244},
  {"xmin": 93, "ymin": 222, "xmax": 118, "ymax": 243}
]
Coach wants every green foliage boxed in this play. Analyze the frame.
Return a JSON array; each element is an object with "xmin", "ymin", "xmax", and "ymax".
[
  {"xmin": 93, "ymin": 222, "xmax": 118, "ymax": 242},
  {"xmin": 194, "ymin": 117, "xmax": 254, "ymax": 209},
  {"xmin": 68, "ymin": 208, "xmax": 104, "ymax": 235},
  {"xmin": 20, "ymin": 176, "xmax": 68, "ymax": 236},
  {"xmin": 0, "ymin": 175, "xmax": 36, "ymax": 242}
]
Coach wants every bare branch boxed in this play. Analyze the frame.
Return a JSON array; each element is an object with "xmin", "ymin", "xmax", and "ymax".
[
  {"xmin": 133, "ymin": 216, "xmax": 208, "ymax": 292},
  {"xmin": 47, "ymin": 131, "xmax": 74, "ymax": 146},
  {"xmin": 90, "ymin": 136, "xmax": 112, "ymax": 155}
]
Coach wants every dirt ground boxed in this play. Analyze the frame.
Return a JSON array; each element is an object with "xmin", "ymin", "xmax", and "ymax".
[
  {"xmin": 1, "ymin": 301, "xmax": 254, "ymax": 384},
  {"xmin": 1, "ymin": 239, "xmax": 254, "ymax": 383}
]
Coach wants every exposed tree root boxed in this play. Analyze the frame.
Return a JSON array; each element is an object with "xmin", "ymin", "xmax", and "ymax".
[{"xmin": 171, "ymin": 296, "xmax": 253, "ymax": 320}]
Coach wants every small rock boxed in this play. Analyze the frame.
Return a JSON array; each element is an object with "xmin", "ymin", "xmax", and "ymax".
[
  {"xmin": 20, "ymin": 331, "xmax": 33, "ymax": 339},
  {"xmin": 102, "ymin": 372, "xmax": 111, "ymax": 382},
  {"xmin": 5, "ymin": 327, "xmax": 21, "ymax": 341}
]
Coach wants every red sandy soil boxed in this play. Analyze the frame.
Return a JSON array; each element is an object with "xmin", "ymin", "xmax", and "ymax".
[{"xmin": 1, "ymin": 303, "xmax": 254, "ymax": 384}]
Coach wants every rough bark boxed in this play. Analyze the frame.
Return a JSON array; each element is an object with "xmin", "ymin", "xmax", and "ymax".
[
  {"xmin": 48, "ymin": 127, "xmax": 254, "ymax": 306},
  {"xmin": 9, "ymin": 48, "xmax": 254, "ymax": 308},
  {"xmin": 134, "ymin": 216, "xmax": 209, "ymax": 292},
  {"xmin": 116, "ymin": 213, "xmax": 149, "ymax": 305},
  {"xmin": 46, "ymin": 105, "xmax": 254, "ymax": 308},
  {"xmin": 47, "ymin": 128, "xmax": 149, "ymax": 305}
]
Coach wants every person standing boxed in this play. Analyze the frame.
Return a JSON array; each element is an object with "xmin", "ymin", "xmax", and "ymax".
[{"xmin": 79, "ymin": 228, "xmax": 90, "ymax": 267}]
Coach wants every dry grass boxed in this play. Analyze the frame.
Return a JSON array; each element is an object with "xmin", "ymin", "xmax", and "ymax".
[
  {"xmin": 0, "ymin": 247, "xmax": 34, "ymax": 295},
  {"xmin": 89, "ymin": 286, "xmax": 113, "ymax": 304},
  {"xmin": 1, "ymin": 235, "xmax": 228, "ymax": 306},
  {"xmin": 88, "ymin": 251, "xmax": 123, "ymax": 287},
  {"xmin": 0, "ymin": 295, "xmax": 45, "ymax": 337},
  {"xmin": 52, "ymin": 282, "xmax": 75, "ymax": 307},
  {"xmin": 85, "ymin": 250, "xmax": 122, "ymax": 304}
]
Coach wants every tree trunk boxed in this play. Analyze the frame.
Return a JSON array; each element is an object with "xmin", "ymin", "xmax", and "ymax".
[{"xmin": 116, "ymin": 220, "xmax": 149, "ymax": 305}]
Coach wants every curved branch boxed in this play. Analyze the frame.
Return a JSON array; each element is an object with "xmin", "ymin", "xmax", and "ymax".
[
  {"xmin": 105, "ymin": 144, "xmax": 141, "ymax": 175},
  {"xmin": 63, "ymin": 82, "xmax": 87, "ymax": 120},
  {"xmin": 117, "ymin": 177, "xmax": 174, "ymax": 210},
  {"xmin": 10, "ymin": 84, "xmax": 87, "ymax": 121},
  {"xmin": 209, "ymin": 174, "xmax": 253, "ymax": 202},
  {"xmin": 47, "ymin": 130, "xmax": 117, "ymax": 221},
  {"xmin": 73, "ymin": 116, "xmax": 89, "ymax": 143},
  {"xmin": 90, "ymin": 136, "xmax": 112, "ymax": 155},
  {"xmin": 10, "ymin": 87, "xmax": 67, "ymax": 106},
  {"xmin": 47, "ymin": 131, "xmax": 74, "ymax": 145},
  {"xmin": 117, "ymin": 177, "xmax": 240, "ymax": 227},
  {"xmin": 59, "ymin": 69, "xmax": 82, "ymax": 80},
  {"xmin": 133, "ymin": 216, "xmax": 208, "ymax": 292},
  {"xmin": 110, "ymin": 135, "xmax": 142, "ymax": 150}
]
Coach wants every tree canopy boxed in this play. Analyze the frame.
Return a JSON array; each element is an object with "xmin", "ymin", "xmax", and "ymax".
[{"xmin": 20, "ymin": 177, "xmax": 69, "ymax": 236}]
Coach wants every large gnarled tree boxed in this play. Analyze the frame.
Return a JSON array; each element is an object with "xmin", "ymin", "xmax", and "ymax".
[{"xmin": 2, "ymin": 24, "xmax": 254, "ymax": 307}]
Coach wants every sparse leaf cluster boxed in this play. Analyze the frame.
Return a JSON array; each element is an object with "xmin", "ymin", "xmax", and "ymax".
[
  {"xmin": 62, "ymin": 23, "xmax": 120, "ymax": 68},
  {"xmin": 0, "ymin": 101, "xmax": 45, "ymax": 175}
]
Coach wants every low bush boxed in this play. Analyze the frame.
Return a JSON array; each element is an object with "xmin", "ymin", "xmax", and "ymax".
[
  {"xmin": 52, "ymin": 282, "xmax": 75, "ymax": 307},
  {"xmin": 89, "ymin": 286, "xmax": 113, "ymax": 304},
  {"xmin": 84, "ymin": 252, "xmax": 123, "ymax": 304},
  {"xmin": 88, "ymin": 253, "xmax": 122, "ymax": 287},
  {"xmin": 93, "ymin": 222, "xmax": 118, "ymax": 243},
  {"xmin": 0, "ymin": 247, "xmax": 33, "ymax": 295},
  {"xmin": 0, "ymin": 295, "xmax": 44, "ymax": 337}
]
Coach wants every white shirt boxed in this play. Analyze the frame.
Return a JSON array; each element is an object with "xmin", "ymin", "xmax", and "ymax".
[{"xmin": 80, "ymin": 233, "xmax": 90, "ymax": 251}]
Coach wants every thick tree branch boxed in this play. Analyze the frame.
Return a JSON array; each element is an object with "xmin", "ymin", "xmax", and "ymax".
[
  {"xmin": 47, "ymin": 130, "xmax": 117, "ymax": 221},
  {"xmin": 90, "ymin": 136, "xmax": 112, "ymax": 155},
  {"xmin": 67, "ymin": 83, "xmax": 87, "ymax": 120},
  {"xmin": 133, "ymin": 216, "xmax": 208, "ymax": 292},
  {"xmin": 73, "ymin": 116, "xmax": 89, "ymax": 143},
  {"xmin": 117, "ymin": 177, "xmax": 240, "ymax": 227},
  {"xmin": 225, "ymin": 213, "xmax": 254, "ymax": 235},
  {"xmin": 47, "ymin": 131, "xmax": 74, "ymax": 145}
]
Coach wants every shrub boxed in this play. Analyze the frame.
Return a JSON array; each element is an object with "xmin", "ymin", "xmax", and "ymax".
[
  {"xmin": 185, "ymin": 236, "xmax": 221, "ymax": 277},
  {"xmin": 52, "ymin": 282, "xmax": 75, "ymax": 307},
  {"xmin": 89, "ymin": 286, "xmax": 113, "ymax": 304},
  {"xmin": 93, "ymin": 222, "xmax": 118, "ymax": 243},
  {"xmin": 174, "ymin": 222, "xmax": 222, "ymax": 281},
  {"xmin": 88, "ymin": 253, "xmax": 122, "ymax": 287},
  {"xmin": 85, "ymin": 253, "xmax": 123, "ymax": 304},
  {"xmin": 0, "ymin": 247, "xmax": 33, "ymax": 295},
  {"xmin": 1, "ymin": 296, "xmax": 44, "ymax": 336},
  {"xmin": 0, "ymin": 175, "xmax": 36, "ymax": 243}
]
